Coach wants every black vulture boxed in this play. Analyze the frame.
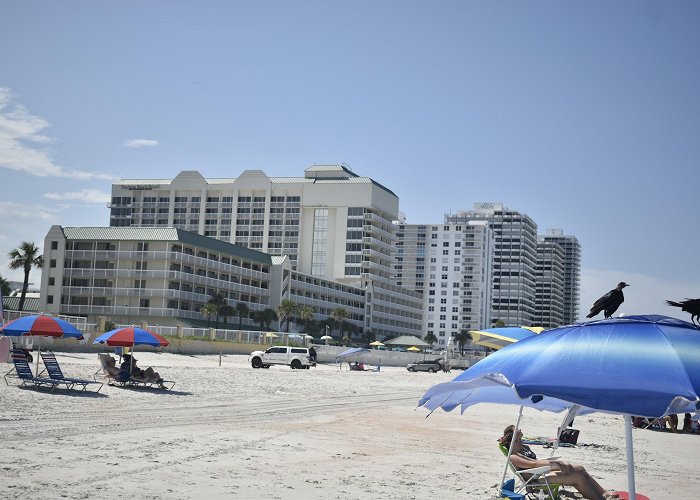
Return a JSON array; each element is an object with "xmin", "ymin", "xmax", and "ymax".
[
  {"xmin": 586, "ymin": 282, "xmax": 629, "ymax": 319},
  {"xmin": 666, "ymin": 298, "xmax": 700, "ymax": 326}
]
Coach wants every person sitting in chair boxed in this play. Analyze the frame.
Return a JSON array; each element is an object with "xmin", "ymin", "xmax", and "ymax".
[
  {"xmin": 121, "ymin": 354, "xmax": 166, "ymax": 388},
  {"xmin": 499, "ymin": 425, "xmax": 619, "ymax": 500},
  {"xmin": 104, "ymin": 356, "xmax": 130, "ymax": 381}
]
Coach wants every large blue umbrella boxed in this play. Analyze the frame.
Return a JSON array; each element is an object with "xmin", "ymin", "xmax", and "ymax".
[{"xmin": 419, "ymin": 315, "xmax": 700, "ymax": 498}]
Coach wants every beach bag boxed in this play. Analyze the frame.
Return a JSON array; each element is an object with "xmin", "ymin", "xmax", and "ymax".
[{"xmin": 559, "ymin": 428, "xmax": 580, "ymax": 445}]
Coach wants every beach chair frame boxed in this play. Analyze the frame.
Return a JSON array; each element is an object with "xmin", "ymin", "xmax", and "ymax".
[
  {"xmin": 95, "ymin": 353, "xmax": 175, "ymax": 390},
  {"xmin": 499, "ymin": 443, "xmax": 561, "ymax": 500},
  {"xmin": 39, "ymin": 351, "xmax": 103, "ymax": 392}
]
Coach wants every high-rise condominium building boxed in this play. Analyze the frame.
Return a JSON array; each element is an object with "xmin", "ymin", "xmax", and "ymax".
[
  {"xmin": 394, "ymin": 221, "xmax": 494, "ymax": 346},
  {"xmin": 538, "ymin": 229, "xmax": 581, "ymax": 325},
  {"xmin": 445, "ymin": 203, "xmax": 539, "ymax": 327}
]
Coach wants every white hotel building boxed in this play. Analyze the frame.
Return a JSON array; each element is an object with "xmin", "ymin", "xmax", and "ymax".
[{"xmin": 95, "ymin": 165, "xmax": 423, "ymax": 338}]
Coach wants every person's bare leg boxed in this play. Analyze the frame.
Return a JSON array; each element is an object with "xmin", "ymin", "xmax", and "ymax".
[{"xmin": 548, "ymin": 469, "xmax": 614, "ymax": 500}]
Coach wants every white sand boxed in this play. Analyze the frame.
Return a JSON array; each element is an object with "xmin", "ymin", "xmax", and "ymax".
[{"xmin": 1, "ymin": 352, "xmax": 696, "ymax": 499}]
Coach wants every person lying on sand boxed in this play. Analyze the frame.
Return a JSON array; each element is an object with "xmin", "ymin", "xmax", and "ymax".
[{"xmin": 499, "ymin": 425, "xmax": 619, "ymax": 500}]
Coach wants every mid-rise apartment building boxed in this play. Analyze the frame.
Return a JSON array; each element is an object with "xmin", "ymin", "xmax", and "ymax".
[{"xmin": 38, "ymin": 225, "xmax": 423, "ymax": 337}]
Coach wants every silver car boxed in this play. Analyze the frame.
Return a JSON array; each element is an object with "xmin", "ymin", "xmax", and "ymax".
[{"xmin": 406, "ymin": 359, "xmax": 443, "ymax": 373}]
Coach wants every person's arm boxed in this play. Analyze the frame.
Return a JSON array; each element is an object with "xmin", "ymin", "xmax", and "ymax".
[{"xmin": 509, "ymin": 454, "xmax": 560, "ymax": 471}]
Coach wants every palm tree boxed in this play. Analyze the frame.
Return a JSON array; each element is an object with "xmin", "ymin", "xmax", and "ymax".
[
  {"xmin": 218, "ymin": 304, "xmax": 235, "ymax": 325},
  {"xmin": 253, "ymin": 308, "xmax": 278, "ymax": 331},
  {"xmin": 235, "ymin": 302, "xmax": 250, "ymax": 330},
  {"xmin": 424, "ymin": 332, "xmax": 438, "ymax": 346},
  {"xmin": 277, "ymin": 299, "xmax": 298, "ymax": 333},
  {"xmin": 208, "ymin": 293, "xmax": 226, "ymax": 327},
  {"xmin": 200, "ymin": 303, "xmax": 218, "ymax": 328},
  {"xmin": 8, "ymin": 241, "xmax": 43, "ymax": 311},
  {"xmin": 331, "ymin": 307, "xmax": 348, "ymax": 338},
  {"xmin": 0, "ymin": 273, "xmax": 11, "ymax": 297},
  {"xmin": 298, "ymin": 305, "xmax": 314, "ymax": 332},
  {"xmin": 454, "ymin": 329, "xmax": 473, "ymax": 356}
]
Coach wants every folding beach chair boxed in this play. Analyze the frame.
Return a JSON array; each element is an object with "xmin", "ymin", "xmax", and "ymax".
[
  {"xmin": 39, "ymin": 352, "xmax": 103, "ymax": 392},
  {"xmin": 4, "ymin": 349, "xmax": 73, "ymax": 390},
  {"xmin": 94, "ymin": 353, "xmax": 175, "ymax": 390},
  {"xmin": 499, "ymin": 443, "xmax": 562, "ymax": 500}
]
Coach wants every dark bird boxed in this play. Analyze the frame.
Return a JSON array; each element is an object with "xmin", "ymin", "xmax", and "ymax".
[
  {"xmin": 666, "ymin": 298, "xmax": 700, "ymax": 326},
  {"xmin": 586, "ymin": 282, "xmax": 629, "ymax": 319}
]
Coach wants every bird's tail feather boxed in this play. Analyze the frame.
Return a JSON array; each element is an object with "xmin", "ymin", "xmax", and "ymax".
[{"xmin": 666, "ymin": 300, "xmax": 683, "ymax": 308}]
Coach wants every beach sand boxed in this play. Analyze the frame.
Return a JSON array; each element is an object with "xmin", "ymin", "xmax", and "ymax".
[{"xmin": 1, "ymin": 352, "xmax": 696, "ymax": 499}]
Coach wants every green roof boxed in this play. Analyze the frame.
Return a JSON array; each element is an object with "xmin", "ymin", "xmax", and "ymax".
[
  {"xmin": 61, "ymin": 227, "xmax": 272, "ymax": 264},
  {"xmin": 1, "ymin": 296, "xmax": 41, "ymax": 312}
]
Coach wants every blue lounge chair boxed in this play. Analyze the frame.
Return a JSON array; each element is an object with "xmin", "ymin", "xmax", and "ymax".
[
  {"xmin": 39, "ymin": 352, "xmax": 104, "ymax": 392},
  {"xmin": 4, "ymin": 349, "xmax": 73, "ymax": 390}
]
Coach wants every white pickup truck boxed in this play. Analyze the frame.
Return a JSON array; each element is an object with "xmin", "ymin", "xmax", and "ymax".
[{"xmin": 249, "ymin": 346, "xmax": 316, "ymax": 369}]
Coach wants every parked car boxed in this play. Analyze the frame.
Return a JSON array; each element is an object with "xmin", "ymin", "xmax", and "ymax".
[
  {"xmin": 249, "ymin": 346, "xmax": 316, "ymax": 369},
  {"xmin": 406, "ymin": 359, "xmax": 443, "ymax": 373}
]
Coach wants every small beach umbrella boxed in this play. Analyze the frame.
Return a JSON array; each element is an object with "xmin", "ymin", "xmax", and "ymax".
[
  {"xmin": 93, "ymin": 327, "xmax": 169, "ymax": 347},
  {"xmin": 407, "ymin": 346, "xmax": 420, "ymax": 352},
  {"xmin": 1, "ymin": 314, "xmax": 84, "ymax": 371},
  {"xmin": 469, "ymin": 327, "xmax": 537, "ymax": 350},
  {"xmin": 419, "ymin": 315, "xmax": 700, "ymax": 499},
  {"xmin": 369, "ymin": 341, "xmax": 384, "ymax": 346},
  {"xmin": 0, "ymin": 314, "xmax": 83, "ymax": 339}
]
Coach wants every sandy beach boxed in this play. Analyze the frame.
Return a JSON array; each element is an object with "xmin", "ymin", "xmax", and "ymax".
[{"xmin": 1, "ymin": 352, "xmax": 696, "ymax": 499}]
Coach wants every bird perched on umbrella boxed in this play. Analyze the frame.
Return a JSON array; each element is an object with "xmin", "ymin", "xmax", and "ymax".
[
  {"xmin": 665, "ymin": 298, "xmax": 700, "ymax": 325},
  {"xmin": 586, "ymin": 282, "xmax": 629, "ymax": 319}
]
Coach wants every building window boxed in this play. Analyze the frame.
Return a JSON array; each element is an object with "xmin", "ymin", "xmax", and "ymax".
[
  {"xmin": 50, "ymin": 259, "xmax": 56, "ymax": 268},
  {"xmin": 47, "ymin": 295, "xmax": 53, "ymax": 304}
]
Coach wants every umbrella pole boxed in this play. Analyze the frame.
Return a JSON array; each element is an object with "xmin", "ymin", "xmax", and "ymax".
[
  {"xmin": 624, "ymin": 414, "xmax": 636, "ymax": 499},
  {"xmin": 35, "ymin": 338, "xmax": 41, "ymax": 375},
  {"xmin": 500, "ymin": 405, "xmax": 524, "ymax": 489}
]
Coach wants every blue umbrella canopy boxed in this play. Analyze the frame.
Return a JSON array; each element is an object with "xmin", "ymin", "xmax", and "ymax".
[
  {"xmin": 0, "ymin": 315, "xmax": 83, "ymax": 339},
  {"xmin": 336, "ymin": 347, "xmax": 370, "ymax": 360},
  {"xmin": 93, "ymin": 327, "xmax": 169, "ymax": 347}
]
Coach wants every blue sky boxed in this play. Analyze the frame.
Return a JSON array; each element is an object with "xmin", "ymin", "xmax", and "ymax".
[{"xmin": 1, "ymin": 1, "xmax": 699, "ymax": 321}]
